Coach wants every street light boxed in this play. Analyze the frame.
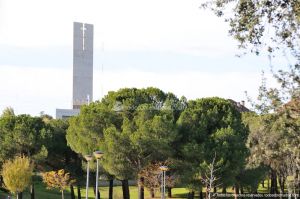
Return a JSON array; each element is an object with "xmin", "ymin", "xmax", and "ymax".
[
  {"xmin": 84, "ymin": 155, "xmax": 93, "ymax": 199},
  {"xmin": 94, "ymin": 151, "xmax": 104, "ymax": 199},
  {"xmin": 159, "ymin": 166, "xmax": 169, "ymax": 199}
]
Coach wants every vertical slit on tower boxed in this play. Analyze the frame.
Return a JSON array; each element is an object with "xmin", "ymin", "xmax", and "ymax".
[{"xmin": 82, "ymin": 24, "xmax": 86, "ymax": 51}]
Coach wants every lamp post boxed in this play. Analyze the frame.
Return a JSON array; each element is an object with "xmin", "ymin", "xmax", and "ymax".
[
  {"xmin": 159, "ymin": 166, "xmax": 169, "ymax": 199},
  {"xmin": 84, "ymin": 155, "xmax": 93, "ymax": 199},
  {"xmin": 94, "ymin": 151, "xmax": 104, "ymax": 199}
]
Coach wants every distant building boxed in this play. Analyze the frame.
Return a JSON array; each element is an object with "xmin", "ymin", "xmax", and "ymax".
[
  {"xmin": 56, "ymin": 22, "xmax": 94, "ymax": 119},
  {"xmin": 228, "ymin": 99, "xmax": 250, "ymax": 112},
  {"xmin": 55, "ymin": 109, "xmax": 80, "ymax": 120}
]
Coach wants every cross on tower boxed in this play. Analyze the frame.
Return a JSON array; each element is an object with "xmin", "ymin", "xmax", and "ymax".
[{"xmin": 81, "ymin": 24, "xmax": 87, "ymax": 51}]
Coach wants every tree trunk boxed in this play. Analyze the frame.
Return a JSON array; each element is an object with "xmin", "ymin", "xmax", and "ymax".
[
  {"xmin": 270, "ymin": 170, "xmax": 279, "ymax": 194},
  {"xmin": 30, "ymin": 184, "xmax": 35, "ymax": 199},
  {"xmin": 77, "ymin": 185, "xmax": 81, "ymax": 199},
  {"xmin": 70, "ymin": 185, "xmax": 75, "ymax": 199},
  {"xmin": 121, "ymin": 179, "xmax": 130, "ymax": 199},
  {"xmin": 93, "ymin": 183, "xmax": 100, "ymax": 199},
  {"xmin": 295, "ymin": 171, "xmax": 299, "ymax": 199},
  {"xmin": 93, "ymin": 187, "xmax": 100, "ymax": 199},
  {"xmin": 296, "ymin": 169, "xmax": 300, "ymax": 198},
  {"xmin": 150, "ymin": 188, "xmax": 155, "ymax": 198},
  {"xmin": 234, "ymin": 184, "xmax": 239, "ymax": 199},
  {"xmin": 279, "ymin": 176, "xmax": 285, "ymax": 194},
  {"xmin": 199, "ymin": 189, "xmax": 203, "ymax": 199},
  {"xmin": 213, "ymin": 187, "xmax": 217, "ymax": 193},
  {"xmin": 168, "ymin": 187, "xmax": 172, "ymax": 198},
  {"xmin": 109, "ymin": 179, "xmax": 114, "ymax": 199},
  {"xmin": 187, "ymin": 191, "xmax": 195, "ymax": 199},
  {"xmin": 17, "ymin": 192, "xmax": 23, "ymax": 199},
  {"xmin": 206, "ymin": 186, "xmax": 209, "ymax": 199},
  {"xmin": 262, "ymin": 180, "xmax": 265, "ymax": 188},
  {"xmin": 270, "ymin": 171, "xmax": 274, "ymax": 194},
  {"xmin": 138, "ymin": 177, "xmax": 144, "ymax": 199},
  {"xmin": 240, "ymin": 186, "xmax": 244, "ymax": 199},
  {"xmin": 62, "ymin": 190, "xmax": 64, "ymax": 199},
  {"xmin": 222, "ymin": 187, "xmax": 226, "ymax": 193}
]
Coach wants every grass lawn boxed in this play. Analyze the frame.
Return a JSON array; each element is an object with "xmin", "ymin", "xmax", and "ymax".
[
  {"xmin": 0, "ymin": 179, "xmax": 274, "ymax": 199},
  {"xmin": 0, "ymin": 182, "xmax": 190, "ymax": 199}
]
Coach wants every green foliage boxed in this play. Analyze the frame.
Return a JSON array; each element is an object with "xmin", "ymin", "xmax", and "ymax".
[
  {"xmin": 237, "ymin": 167, "xmax": 267, "ymax": 192},
  {"xmin": 102, "ymin": 126, "xmax": 134, "ymax": 180},
  {"xmin": 203, "ymin": 0, "xmax": 300, "ymax": 111},
  {"xmin": 1, "ymin": 107, "xmax": 15, "ymax": 117},
  {"xmin": 46, "ymin": 119, "xmax": 69, "ymax": 156},
  {"xmin": 102, "ymin": 88, "xmax": 179, "ymax": 179},
  {"xmin": 66, "ymin": 87, "xmax": 181, "ymax": 182},
  {"xmin": 242, "ymin": 104, "xmax": 300, "ymax": 193},
  {"xmin": 197, "ymin": 1, "xmax": 300, "ymax": 186},
  {"xmin": 1, "ymin": 156, "xmax": 33, "ymax": 194},
  {"xmin": 0, "ymin": 112, "xmax": 50, "ymax": 166},
  {"xmin": 32, "ymin": 145, "xmax": 48, "ymax": 164},
  {"xmin": 245, "ymin": 110, "xmax": 300, "ymax": 174},
  {"xmin": 176, "ymin": 97, "xmax": 249, "ymax": 188},
  {"xmin": 46, "ymin": 119, "xmax": 80, "ymax": 170},
  {"xmin": 66, "ymin": 102, "xmax": 119, "ymax": 156},
  {"xmin": 0, "ymin": 109, "xmax": 82, "ymax": 190},
  {"xmin": 202, "ymin": 0, "xmax": 300, "ymax": 55}
]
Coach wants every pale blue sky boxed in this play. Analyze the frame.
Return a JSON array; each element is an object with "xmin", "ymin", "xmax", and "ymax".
[{"xmin": 0, "ymin": 0, "xmax": 281, "ymax": 116}]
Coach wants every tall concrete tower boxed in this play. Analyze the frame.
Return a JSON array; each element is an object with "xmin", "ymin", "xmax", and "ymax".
[
  {"xmin": 73, "ymin": 22, "xmax": 94, "ymax": 109},
  {"xmin": 56, "ymin": 22, "xmax": 94, "ymax": 119}
]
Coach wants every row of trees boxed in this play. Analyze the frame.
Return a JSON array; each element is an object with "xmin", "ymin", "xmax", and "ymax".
[
  {"xmin": 202, "ymin": 0, "xmax": 300, "ymax": 197},
  {"xmin": 65, "ymin": 87, "xmax": 256, "ymax": 199},
  {"xmin": 0, "ymin": 84, "xmax": 299, "ymax": 199},
  {"xmin": 0, "ymin": 108, "xmax": 82, "ymax": 199},
  {"xmin": 0, "ymin": 1, "xmax": 299, "ymax": 198},
  {"xmin": 0, "ymin": 88, "xmax": 253, "ymax": 199}
]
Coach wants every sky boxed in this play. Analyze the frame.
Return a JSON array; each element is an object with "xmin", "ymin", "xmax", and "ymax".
[{"xmin": 0, "ymin": 0, "xmax": 280, "ymax": 117}]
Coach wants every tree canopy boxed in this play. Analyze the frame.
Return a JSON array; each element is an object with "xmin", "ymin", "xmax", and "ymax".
[
  {"xmin": 176, "ymin": 97, "xmax": 249, "ymax": 189},
  {"xmin": 67, "ymin": 87, "xmax": 184, "ymax": 199},
  {"xmin": 202, "ymin": 0, "xmax": 300, "ymax": 56},
  {"xmin": 202, "ymin": 0, "xmax": 300, "ymax": 110},
  {"xmin": 0, "ymin": 113, "xmax": 50, "ymax": 166},
  {"xmin": 1, "ymin": 156, "xmax": 33, "ymax": 197}
]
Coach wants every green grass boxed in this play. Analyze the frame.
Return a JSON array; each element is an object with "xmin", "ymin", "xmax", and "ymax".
[
  {"xmin": 0, "ymin": 182, "xmax": 190, "ymax": 199},
  {"xmin": 1, "ymin": 179, "xmax": 275, "ymax": 199}
]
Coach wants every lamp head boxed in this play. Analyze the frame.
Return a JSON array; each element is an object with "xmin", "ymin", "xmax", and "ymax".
[
  {"xmin": 159, "ymin": 165, "xmax": 169, "ymax": 171},
  {"xmin": 84, "ymin": 154, "xmax": 93, "ymax": 162},
  {"xmin": 93, "ymin": 151, "xmax": 104, "ymax": 159}
]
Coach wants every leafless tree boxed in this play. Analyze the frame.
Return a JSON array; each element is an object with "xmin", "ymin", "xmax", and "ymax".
[{"xmin": 200, "ymin": 153, "xmax": 221, "ymax": 199}]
